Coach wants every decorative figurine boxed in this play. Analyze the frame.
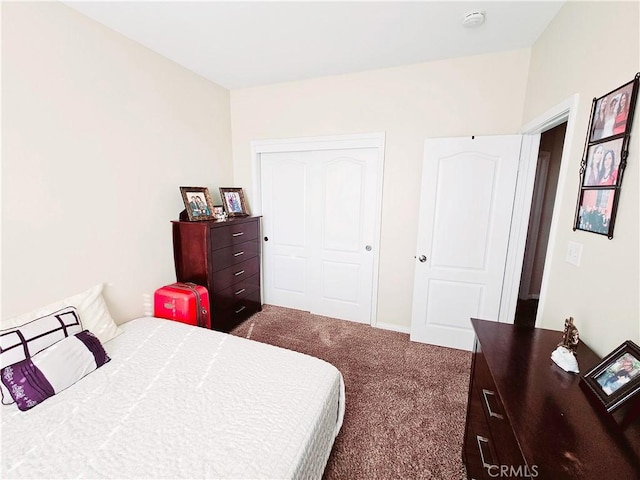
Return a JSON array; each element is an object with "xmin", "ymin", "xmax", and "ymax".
[
  {"xmin": 558, "ymin": 316, "xmax": 580, "ymax": 354},
  {"xmin": 551, "ymin": 317, "xmax": 580, "ymax": 374}
]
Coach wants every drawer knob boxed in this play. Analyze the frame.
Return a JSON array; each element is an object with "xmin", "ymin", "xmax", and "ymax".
[
  {"xmin": 233, "ymin": 251, "xmax": 245, "ymax": 257},
  {"xmin": 232, "ymin": 232, "xmax": 244, "ymax": 237},
  {"xmin": 235, "ymin": 288, "xmax": 246, "ymax": 295},
  {"xmin": 235, "ymin": 305, "xmax": 247, "ymax": 314},
  {"xmin": 234, "ymin": 270, "xmax": 245, "ymax": 276}
]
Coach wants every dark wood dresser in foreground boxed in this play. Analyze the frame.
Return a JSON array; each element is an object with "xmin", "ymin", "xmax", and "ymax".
[
  {"xmin": 172, "ymin": 216, "xmax": 262, "ymax": 332},
  {"xmin": 464, "ymin": 318, "xmax": 640, "ymax": 480}
]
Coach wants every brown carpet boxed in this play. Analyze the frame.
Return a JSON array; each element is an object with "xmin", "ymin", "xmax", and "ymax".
[{"xmin": 230, "ymin": 305, "xmax": 472, "ymax": 480}]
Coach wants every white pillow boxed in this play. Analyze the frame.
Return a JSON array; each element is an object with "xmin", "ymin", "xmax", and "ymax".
[{"xmin": 2, "ymin": 284, "xmax": 122, "ymax": 345}]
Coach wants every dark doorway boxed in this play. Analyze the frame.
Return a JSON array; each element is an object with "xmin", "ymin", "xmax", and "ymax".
[{"xmin": 514, "ymin": 122, "xmax": 567, "ymax": 327}]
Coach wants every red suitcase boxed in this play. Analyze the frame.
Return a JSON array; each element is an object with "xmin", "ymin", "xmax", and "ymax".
[{"xmin": 153, "ymin": 282, "xmax": 211, "ymax": 329}]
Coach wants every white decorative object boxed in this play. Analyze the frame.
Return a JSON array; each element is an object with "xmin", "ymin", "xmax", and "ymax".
[{"xmin": 551, "ymin": 346, "xmax": 580, "ymax": 374}]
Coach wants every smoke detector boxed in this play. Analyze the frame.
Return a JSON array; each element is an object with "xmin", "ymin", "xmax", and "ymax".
[{"xmin": 462, "ymin": 11, "xmax": 486, "ymax": 28}]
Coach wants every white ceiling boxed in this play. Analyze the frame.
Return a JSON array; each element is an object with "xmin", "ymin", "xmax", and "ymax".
[{"xmin": 65, "ymin": 1, "xmax": 565, "ymax": 90}]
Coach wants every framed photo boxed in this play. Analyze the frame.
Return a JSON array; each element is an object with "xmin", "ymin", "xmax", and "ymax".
[
  {"xmin": 590, "ymin": 78, "xmax": 636, "ymax": 142},
  {"xmin": 581, "ymin": 341, "xmax": 640, "ymax": 412},
  {"xmin": 575, "ymin": 188, "xmax": 616, "ymax": 236},
  {"xmin": 574, "ymin": 73, "xmax": 639, "ymax": 239},
  {"xmin": 212, "ymin": 205, "xmax": 225, "ymax": 219},
  {"xmin": 179, "ymin": 186, "xmax": 216, "ymax": 221},
  {"xmin": 219, "ymin": 187, "xmax": 249, "ymax": 216},
  {"xmin": 582, "ymin": 138, "xmax": 624, "ymax": 187}
]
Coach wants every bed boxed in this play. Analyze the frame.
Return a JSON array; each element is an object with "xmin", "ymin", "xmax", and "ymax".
[{"xmin": 1, "ymin": 316, "xmax": 345, "ymax": 479}]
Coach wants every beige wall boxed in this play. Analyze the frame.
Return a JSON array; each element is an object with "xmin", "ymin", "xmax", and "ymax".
[
  {"xmin": 1, "ymin": 2, "xmax": 232, "ymax": 321},
  {"xmin": 5, "ymin": 1, "xmax": 635, "ymax": 356},
  {"xmin": 523, "ymin": 1, "xmax": 639, "ymax": 356},
  {"xmin": 230, "ymin": 50, "xmax": 531, "ymax": 330}
]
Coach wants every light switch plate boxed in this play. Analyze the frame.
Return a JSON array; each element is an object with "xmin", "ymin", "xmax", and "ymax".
[{"xmin": 566, "ymin": 241, "xmax": 583, "ymax": 266}]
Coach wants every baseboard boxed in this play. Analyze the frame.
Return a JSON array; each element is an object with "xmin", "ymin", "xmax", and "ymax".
[{"xmin": 375, "ymin": 322, "xmax": 410, "ymax": 334}]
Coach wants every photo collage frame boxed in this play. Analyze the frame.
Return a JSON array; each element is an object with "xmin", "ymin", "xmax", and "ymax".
[{"xmin": 574, "ymin": 74, "xmax": 640, "ymax": 238}]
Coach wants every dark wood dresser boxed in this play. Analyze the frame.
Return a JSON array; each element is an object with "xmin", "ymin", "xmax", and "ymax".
[
  {"xmin": 172, "ymin": 216, "xmax": 262, "ymax": 332},
  {"xmin": 464, "ymin": 318, "xmax": 640, "ymax": 480}
]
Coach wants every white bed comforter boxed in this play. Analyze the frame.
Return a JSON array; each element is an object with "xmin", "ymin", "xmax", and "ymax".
[{"xmin": 1, "ymin": 317, "xmax": 345, "ymax": 479}]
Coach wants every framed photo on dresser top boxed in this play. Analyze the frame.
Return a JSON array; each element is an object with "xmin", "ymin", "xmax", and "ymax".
[
  {"xmin": 179, "ymin": 186, "xmax": 216, "ymax": 221},
  {"xmin": 219, "ymin": 187, "xmax": 249, "ymax": 216},
  {"xmin": 581, "ymin": 340, "xmax": 640, "ymax": 413}
]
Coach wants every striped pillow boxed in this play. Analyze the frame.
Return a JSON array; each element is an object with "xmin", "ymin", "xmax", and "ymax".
[
  {"xmin": 0, "ymin": 307, "xmax": 83, "ymax": 405},
  {"xmin": 1, "ymin": 330, "xmax": 110, "ymax": 411}
]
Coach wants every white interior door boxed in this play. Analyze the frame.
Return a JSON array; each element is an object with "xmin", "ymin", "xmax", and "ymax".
[
  {"xmin": 261, "ymin": 147, "xmax": 379, "ymax": 324},
  {"xmin": 261, "ymin": 151, "xmax": 313, "ymax": 311},
  {"xmin": 410, "ymin": 135, "xmax": 522, "ymax": 350}
]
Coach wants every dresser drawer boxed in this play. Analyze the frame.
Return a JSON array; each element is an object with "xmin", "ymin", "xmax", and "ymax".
[
  {"xmin": 211, "ymin": 274, "xmax": 260, "ymax": 311},
  {"xmin": 212, "ymin": 288, "xmax": 261, "ymax": 332},
  {"xmin": 211, "ymin": 239, "xmax": 259, "ymax": 272},
  {"xmin": 473, "ymin": 354, "xmax": 525, "ymax": 467},
  {"xmin": 210, "ymin": 256, "xmax": 260, "ymax": 293},
  {"xmin": 210, "ymin": 220, "xmax": 258, "ymax": 250},
  {"xmin": 465, "ymin": 379, "xmax": 499, "ymax": 479}
]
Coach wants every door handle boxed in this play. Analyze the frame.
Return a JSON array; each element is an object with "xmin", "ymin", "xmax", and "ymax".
[{"xmin": 418, "ymin": 255, "xmax": 427, "ymax": 263}]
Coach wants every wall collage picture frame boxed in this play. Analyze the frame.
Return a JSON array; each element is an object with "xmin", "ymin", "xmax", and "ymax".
[{"xmin": 574, "ymin": 73, "xmax": 640, "ymax": 239}]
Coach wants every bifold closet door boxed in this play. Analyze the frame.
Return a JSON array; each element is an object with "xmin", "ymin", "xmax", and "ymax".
[{"xmin": 261, "ymin": 148, "xmax": 378, "ymax": 324}]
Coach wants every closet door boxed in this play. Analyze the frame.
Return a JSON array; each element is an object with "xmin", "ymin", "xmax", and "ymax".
[
  {"xmin": 261, "ymin": 151, "xmax": 313, "ymax": 311},
  {"xmin": 261, "ymin": 147, "xmax": 379, "ymax": 324}
]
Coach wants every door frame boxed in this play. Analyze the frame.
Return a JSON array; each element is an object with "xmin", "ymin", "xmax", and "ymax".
[
  {"xmin": 499, "ymin": 94, "xmax": 580, "ymax": 326},
  {"xmin": 250, "ymin": 132, "xmax": 386, "ymax": 326}
]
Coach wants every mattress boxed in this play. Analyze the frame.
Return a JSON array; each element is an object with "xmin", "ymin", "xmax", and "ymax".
[{"xmin": 1, "ymin": 317, "xmax": 345, "ymax": 479}]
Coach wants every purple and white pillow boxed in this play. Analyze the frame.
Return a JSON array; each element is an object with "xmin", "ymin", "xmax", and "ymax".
[
  {"xmin": 1, "ymin": 330, "xmax": 110, "ymax": 411},
  {"xmin": 0, "ymin": 306, "xmax": 83, "ymax": 405}
]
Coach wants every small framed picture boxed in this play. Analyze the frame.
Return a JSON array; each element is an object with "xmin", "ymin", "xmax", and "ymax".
[
  {"xmin": 575, "ymin": 188, "xmax": 616, "ymax": 236},
  {"xmin": 582, "ymin": 137, "xmax": 624, "ymax": 187},
  {"xmin": 212, "ymin": 205, "xmax": 226, "ymax": 219},
  {"xmin": 179, "ymin": 186, "xmax": 216, "ymax": 221},
  {"xmin": 589, "ymin": 78, "xmax": 636, "ymax": 142},
  {"xmin": 581, "ymin": 340, "xmax": 640, "ymax": 412},
  {"xmin": 219, "ymin": 187, "xmax": 249, "ymax": 216}
]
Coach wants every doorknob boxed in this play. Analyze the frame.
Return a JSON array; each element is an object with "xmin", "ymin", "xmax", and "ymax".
[
  {"xmin": 418, "ymin": 255, "xmax": 427, "ymax": 263},
  {"xmin": 365, "ymin": 245, "xmax": 372, "ymax": 251}
]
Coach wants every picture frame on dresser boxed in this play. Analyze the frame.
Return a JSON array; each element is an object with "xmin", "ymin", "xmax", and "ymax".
[
  {"xmin": 219, "ymin": 187, "xmax": 249, "ymax": 216},
  {"xmin": 179, "ymin": 186, "xmax": 216, "ymax": 221},
  {"xmin": 581, "ymin": 340, "xmax": 640, "ymax": 412}
]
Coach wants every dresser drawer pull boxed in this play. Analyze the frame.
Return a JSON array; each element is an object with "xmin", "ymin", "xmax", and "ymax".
[
  {"xmin": 235, "ymin": 306, "xmax": 246, "ymax": 314},
  {"xmin": 232, "ymin": 232, "xmax": 244, "ymax": 237},
  {"xmin": 234, "ymin": 270, "xmax": 245, "ymax": 276},
  {"xmin": 235, "ymin": 288, "xmax": 246, "ymax": 295},
  {"xmin": 233, "ymin": 251, "xmax": 245, "ymax": 257},
  {"xmin": 482, "ymin": 389, "xmax": 504, "ymax": 419},
  {"xmin": 476, "ymin": 435, "xmax": 496, "ymax": 469}
]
